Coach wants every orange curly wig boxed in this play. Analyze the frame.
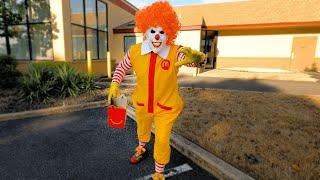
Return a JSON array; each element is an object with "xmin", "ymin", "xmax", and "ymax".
[{"xmin": 135, "ymin": 1, "xmax": 181, "ymax": 45}]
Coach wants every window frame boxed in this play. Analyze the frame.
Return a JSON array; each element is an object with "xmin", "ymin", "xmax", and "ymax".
[
  {"xmin": 123, "ymin": 35, "xmax": 136, "ymax": 53},
  {"xmin": 70, "ymin": 0, "xmax": 108, "ymax": 60},
  {"xmin": 1, "ymin": 0, "xmax": 54, "ymax": 60}
]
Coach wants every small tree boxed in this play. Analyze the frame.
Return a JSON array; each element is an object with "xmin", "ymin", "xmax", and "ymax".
[{"xmin": 0, "ymin": 0, "xmax": 24, "ymax": 54}]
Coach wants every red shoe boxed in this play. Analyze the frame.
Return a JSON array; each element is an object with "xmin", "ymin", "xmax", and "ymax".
[{"xmin": 129, "ymin": 146, "xmax": 148, "ymax": 164}]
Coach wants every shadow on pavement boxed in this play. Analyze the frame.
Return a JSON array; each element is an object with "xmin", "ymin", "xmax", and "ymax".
[{"xmin": 179, "ymin": 76, "xmax": 280, "ymax": 92}]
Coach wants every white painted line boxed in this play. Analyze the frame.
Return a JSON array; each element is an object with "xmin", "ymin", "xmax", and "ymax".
[
  {"xmin": 164, "ymin": 163, "xmax": 193, "ymax": 178},
  {"xmin": 136, "ymin": 163, "xmax": 193, "ymax": 180}
]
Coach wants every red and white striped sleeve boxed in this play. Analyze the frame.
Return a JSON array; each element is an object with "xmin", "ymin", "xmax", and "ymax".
[
  {"xmin": 112, "ymin": 51, "xmax": 132, "ymax": 84},
  {"xmin": 176, "ymin": 46, "xmax": 198, "ymax": 67}
]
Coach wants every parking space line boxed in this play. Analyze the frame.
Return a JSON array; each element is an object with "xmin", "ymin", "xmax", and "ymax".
[{"xmin": 136, "ymin": 163, "xmax": 193, "ymax": 180}]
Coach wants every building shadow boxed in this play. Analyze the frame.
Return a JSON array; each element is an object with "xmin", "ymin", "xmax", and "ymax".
[{"xmin": 178, "ymin": 76, "xmax": 280, "ymax": 93}]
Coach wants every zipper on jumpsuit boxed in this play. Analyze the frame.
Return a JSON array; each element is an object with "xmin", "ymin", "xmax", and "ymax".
[{"xmin": 148, "ymin": 52, "xmax": 157, "ymax": 113}]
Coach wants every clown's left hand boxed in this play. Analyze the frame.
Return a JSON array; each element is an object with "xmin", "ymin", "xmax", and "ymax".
[{"xmin": 174, "ymin": 47, "xmax": 206, "ymax": 67}]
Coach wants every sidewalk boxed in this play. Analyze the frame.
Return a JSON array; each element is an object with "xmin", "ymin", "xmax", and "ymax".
[{"xmin": 197, "ymin": 69, "xmax": 318, "ymax": 82}]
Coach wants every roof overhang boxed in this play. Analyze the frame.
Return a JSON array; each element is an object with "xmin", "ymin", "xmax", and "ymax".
[
  {"xmin": 113, "ymin": 25, "xmax": 204, "ymax": 34},
  {"xmin": 108, "ymin": 0, "xmax": 138, "ymax": 15},
  {"xmin": 204, "ymin": 21, "xmax": 320, "ymax": 30},
  {"xmin": 113, "ymin": 21, "xmax": 320, "ymax": 34}
]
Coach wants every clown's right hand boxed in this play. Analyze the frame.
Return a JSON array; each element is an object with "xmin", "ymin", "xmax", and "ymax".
[{"xmin": 108, "ymin": 82, "xmax": 121, "ymax": 105}]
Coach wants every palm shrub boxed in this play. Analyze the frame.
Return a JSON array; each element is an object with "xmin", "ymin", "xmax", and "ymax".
[
  {"xmin": 20, "ymin": 61, "xmax": 97, "ymax": 104},
  {"xmin": 78, "ymin": 73, "xmax": 97, "ymax": 95},
  {"xmin": 20, "ymin": 62, "xmax": 56, "ymax": 103},
  {"xmin": 305, "ymin": 63, "xmax": 319, "ymax": 72},
  {"xmin": 54, "ymin": 63, "xmax": 81, "ymax": 98},
  {"xmin": 0, "ymin": 54, "xmax": 21, "ymax": 89}
]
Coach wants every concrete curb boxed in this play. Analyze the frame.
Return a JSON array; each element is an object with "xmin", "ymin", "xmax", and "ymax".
[
  {"xmin": 126, "ymin": 106, "xmax": 255, "ymax": 180},
  {"xmin": 0, "ymin": 100, "xmax": 107, "ymax": 122}
]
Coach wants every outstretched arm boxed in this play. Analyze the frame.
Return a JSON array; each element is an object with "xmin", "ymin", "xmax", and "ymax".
[
  {"xmin": 175, "ymin": 47, "xmax": 205, "ymax": 68},
  {"xmin": 108, "ymin": 51, "xmax": 132, "ymax": 105}
]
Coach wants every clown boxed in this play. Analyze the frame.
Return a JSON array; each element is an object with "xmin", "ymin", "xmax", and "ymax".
[{"xmin": 108, "ymin": 1, "xmax": 205, "ymax": 180}]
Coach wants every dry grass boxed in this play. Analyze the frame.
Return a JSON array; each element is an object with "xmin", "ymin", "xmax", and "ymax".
[{"xmin": 174, "ymin": 88, "xmax": 320, "ymax": 179}]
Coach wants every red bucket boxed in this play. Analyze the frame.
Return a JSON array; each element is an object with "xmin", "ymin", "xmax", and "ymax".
[{"xmin": 107, "ymin": 106, "xmax": 127, "ymax": 129}]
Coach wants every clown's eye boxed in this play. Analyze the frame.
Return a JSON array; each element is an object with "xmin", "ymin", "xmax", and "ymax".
[
  {"xmin": 160, "ymin": 31, "xmax": 165, "ymax": 34},
  {"xmin": 151, "ymin": 29, "xmax": 155, "ymax": 33}
]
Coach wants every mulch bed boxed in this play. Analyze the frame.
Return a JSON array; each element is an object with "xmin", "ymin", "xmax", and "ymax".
[
  {"xmin": 0, "ymin": 85, "xmax": 134, "ymax": 114},
  {"xmin": 0, "ymin": 88, "xmax": 106, "ymax": 114}
]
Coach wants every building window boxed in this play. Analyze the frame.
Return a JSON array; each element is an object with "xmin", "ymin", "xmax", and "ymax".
[
  {"xmin": 9, "ymin": 25, "xmax": 30, "ymax": 60},
  {"xmin": 30, "ymin": 23, "xmax": 53, "ymax": 60},
  {"xmin": 70, "ymin": 0, "xmax": 108, "ymax": 60},
  {"xmin": 71, "ymin": 25, "xmax": 86, "ymax": 60},
  {"xmin": 124, "ymin": 36, "xmax": 136, "ymax": 53},
  {"xmin": 0, "ymin": 29, "xmax": 6, "ymax": 54},
  {"xmin": 86, "ymin": 28, "xmax": 98, "ymax": 59},
  {"xmin": 0, "ymin": 0, "xmax": 53, "ymax": 60}
]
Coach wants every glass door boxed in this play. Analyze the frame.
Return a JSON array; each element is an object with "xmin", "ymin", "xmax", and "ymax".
[{"xmin": 201, "ymin": 30, "xmax": 218, "ymax": 69}]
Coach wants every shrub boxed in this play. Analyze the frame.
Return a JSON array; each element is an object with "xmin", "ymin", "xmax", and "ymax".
[
  {"xmin": 20, "ymin": 62, "xmax": 56, "ymax": 103},
  {"xmin": 78, "ymin": 73, "xmax": 97, "ymax": 95},
  {"xmin": 54, "ymin": 63, "xmax": 81, "ymax": 98},
  {"xmin": 305, "ymin": 63, "xmax": 319, "ymax": 72},
  {"xmin": 20, "ymin": 61, "xmax": 97, "ymax": 104},
  {"xmin": 0, "ymin": 54, "xmax": 21, "ymax": 89}
]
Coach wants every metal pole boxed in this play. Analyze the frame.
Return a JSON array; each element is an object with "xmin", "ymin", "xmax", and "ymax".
[
  {"xmin": 87, "ymin": 51, "xmax": 92, "ymax": 74},
  {"xmin": 107, "ymin": 51, "xmax": 112, "ymax": 78}
]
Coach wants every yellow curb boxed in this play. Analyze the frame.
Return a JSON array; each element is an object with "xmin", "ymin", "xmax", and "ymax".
[{"xmin": 0, "ymin": 101, "xmax": 107, "ymax": 122}]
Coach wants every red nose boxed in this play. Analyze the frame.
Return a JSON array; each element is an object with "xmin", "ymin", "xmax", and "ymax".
[{"xmin": 155, "ymin": 34, "xmax": 160, "ymax": 40}]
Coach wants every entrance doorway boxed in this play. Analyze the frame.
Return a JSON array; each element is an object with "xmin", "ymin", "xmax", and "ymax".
[
  {"xmin": 201, "ymin": 30, "xmax": 218, "ymax": 69},
  {"xmin": 292, "ymin": 36, "xmax": 317, "ymax": 71}
]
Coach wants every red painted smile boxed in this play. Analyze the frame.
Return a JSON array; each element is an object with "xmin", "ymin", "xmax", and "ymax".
[{"xmin": 152, "ymin": 42, "xmax": 162, "ymax": 48}]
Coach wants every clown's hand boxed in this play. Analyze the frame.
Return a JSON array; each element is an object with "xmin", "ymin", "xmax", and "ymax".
[
  {"xmin": 107, "ymin": 82, "xmax": 121, "ymax": 105},
  {"xmin": 175, "ymin": 47, "xmax": 206, "ymax": 67}
]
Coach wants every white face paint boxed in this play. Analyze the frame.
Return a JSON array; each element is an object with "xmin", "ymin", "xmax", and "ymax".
[{"xmin": 145, "ymin": 26, "xmax": 168, "ymax": 53}]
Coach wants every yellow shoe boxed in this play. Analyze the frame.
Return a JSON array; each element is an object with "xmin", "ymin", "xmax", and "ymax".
[{"xmin": 152, "ymin": 172, "xmax": 165, "ymax": 180}]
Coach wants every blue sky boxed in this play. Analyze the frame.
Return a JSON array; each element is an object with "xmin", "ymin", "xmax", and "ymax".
[{"xmin": 127, "ymin": 0, "xmax": 247, "ymax": 8}]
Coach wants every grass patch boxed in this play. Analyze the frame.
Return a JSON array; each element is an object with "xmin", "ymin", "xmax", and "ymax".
[{"xmin": 174, "ymin": 88, "xmax": 320, "ymax": 179}]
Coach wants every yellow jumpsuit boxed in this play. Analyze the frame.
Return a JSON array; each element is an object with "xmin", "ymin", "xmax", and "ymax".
[{"xmin": 130, "ymin": 43, "xmax": 184, "ymax": 165}]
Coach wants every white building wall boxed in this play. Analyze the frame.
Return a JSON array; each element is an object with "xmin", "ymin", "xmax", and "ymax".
[
  {"xmin": 218, "ymin": 34, "xmax": 320, "ymax": 58},
  {"xmin": 316, "ymin": 36, "xmax": 320, "ymax": 58},
  {"xmin": 175, "ymin": 30, "xmax": 201, "ymax": 51}
]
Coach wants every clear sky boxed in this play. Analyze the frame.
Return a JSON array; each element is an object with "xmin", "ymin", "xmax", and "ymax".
[{"xmin": 127, "ymin": 0, "xmax": 247, "ymax": 8}]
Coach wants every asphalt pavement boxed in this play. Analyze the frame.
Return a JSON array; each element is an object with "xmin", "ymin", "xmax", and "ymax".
[{"xmin": 0, "ymin": 108, "xmax": 215, "ymax": 180}]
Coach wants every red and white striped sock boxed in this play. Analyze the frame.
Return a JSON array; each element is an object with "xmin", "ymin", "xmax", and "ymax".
[
  {"xmin": 155, "ymin": 162, "xmax": 165, "ymax": 173},
  {"xmin": 139, "ymin": 141, "xmax": 146, "ymax": 148}
]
